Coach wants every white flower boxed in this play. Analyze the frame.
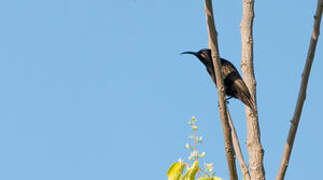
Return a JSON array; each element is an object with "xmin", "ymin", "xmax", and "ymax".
[
  {"xmin": 190, "ymin": 151, "xmax": 198, "ymax": 157},
  {"xmin": 205, "ymin": 163, "xmax": 214, "ymax": 172},
  {"xmin": 178, "ymin": 158, "xmax": 184, "ymax": 163}
]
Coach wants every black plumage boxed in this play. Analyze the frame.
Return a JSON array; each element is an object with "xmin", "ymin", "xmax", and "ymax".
[{"xmin": 182, "ymin": 48, "xmax": 256, "ymax": 112}]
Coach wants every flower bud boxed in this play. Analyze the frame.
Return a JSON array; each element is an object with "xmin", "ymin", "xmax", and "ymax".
[
  {"xmin": 199, "ymin": 152, "xmax": 206, "ymax": 158},
  {"xmin": 185, "ymin": 143, "xmax": 191, "ymax": 149}
]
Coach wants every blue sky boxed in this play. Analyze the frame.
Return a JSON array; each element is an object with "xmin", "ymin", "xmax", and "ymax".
[{"xmin": 0, "ymin": 0, "xmax": 322, "ymax": 180}]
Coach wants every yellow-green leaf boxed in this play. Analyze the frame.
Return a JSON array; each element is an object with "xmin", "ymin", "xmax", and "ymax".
[
  {"xmin": 197, "ymin": 176, "xmax": 223, "ymax": 180},
  {"xmin": 167, "ymin": 162, "xmax": 185, "ymax": 180},
  {"xmin": 198, "ymin": 177, "xmax": 213, "ymax": 180},
  {"xmin": 182, "ymin": 160, "xmax": 199, "ymax": 180},
  {"xmin": 213, "ymin": 177, "xmax": 223, "ymax": 180}
]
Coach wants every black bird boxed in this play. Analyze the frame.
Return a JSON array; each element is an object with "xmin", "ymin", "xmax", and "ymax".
[{"xmin": 182, "ymin": 48, "xmax": 256, "ymax": 112}]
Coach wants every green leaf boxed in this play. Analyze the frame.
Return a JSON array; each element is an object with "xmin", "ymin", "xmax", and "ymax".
[{"xmin": 167, "ymin": 162, "xmax": 185, "ymax": 180}]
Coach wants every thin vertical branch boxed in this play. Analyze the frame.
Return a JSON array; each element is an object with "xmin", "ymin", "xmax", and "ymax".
[
  {"xmin": 276, "ymin": 1, "xmax": 323, "ymax": 180},
  {"xmin": 204, "ymin": 0, "xmax": 238, "ymax": 179},
  {"xmin": 240, "ymin": 0, "xmax": 265, "ymax": 179},
  {"xmin": 226, "ymin": 108, "xmax": 251, "ymax": 180}
]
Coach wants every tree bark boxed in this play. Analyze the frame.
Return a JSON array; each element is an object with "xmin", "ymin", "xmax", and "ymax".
[
  {"xmin": 226, "ymin": 108, "xmax": 251, "ymax": 180},
  {"xmin": 204, "ymin": 0, "xmax": 238, "ymax": 179},
  {"xmin": 276, "ymin": 1, "xmax": 323, "ymax": 179},
  {"xmin": 240, "ymin": 0, "xmax": 265, "ymax": 179}
]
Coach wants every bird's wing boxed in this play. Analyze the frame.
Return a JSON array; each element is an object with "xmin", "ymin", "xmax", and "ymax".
[
  {"xmin": 221, "ymin": 59, "xmax": 256, "ymax": 111},
  {"xmin": 221, "ymin": 59, "xmax": 239, "ymax": 78},
  {"xmin": 233, "ymin": 78, "xmax": 256, "ymax": 111},
  {"xmin": 206, "ymin": 66, "xmax": 217, "ymax": 85}
]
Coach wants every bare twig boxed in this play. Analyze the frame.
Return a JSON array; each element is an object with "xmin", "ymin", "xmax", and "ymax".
[
  {"xmin": 226, "ymin": 108, "xmax": 251, "ymax": 180},
  {"xmin": 204, "ymin": 0, "xmax": 238, "ymax": 179},
  {"xmin": 240, "ymin": 0, "xmax": 265, "ymax": 179},
  {"xmin": 276, "ymin": 1, "xmax": 323, "ymax": 180}
]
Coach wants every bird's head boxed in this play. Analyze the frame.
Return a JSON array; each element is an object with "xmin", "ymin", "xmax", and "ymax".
[{"xmin": 181, "ymin": 48, "xmax": 212, "ymax": 66}]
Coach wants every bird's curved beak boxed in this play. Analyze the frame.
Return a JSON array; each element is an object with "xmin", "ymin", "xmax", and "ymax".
[{"xmin": 181, "ymin": 51, "xmax": 198, "ymax": 56}]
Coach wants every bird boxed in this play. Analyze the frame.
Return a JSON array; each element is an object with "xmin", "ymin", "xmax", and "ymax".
[{"xmin": 181, "ymin": 48, "xmax": 256, "ymax": 112}]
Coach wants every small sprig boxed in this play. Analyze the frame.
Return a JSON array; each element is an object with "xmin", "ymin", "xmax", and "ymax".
[
  {"xmin": 167, "ymin": 116, "xmax": 223, "ymax": 180},
  {"xmin": 186, "ymin": 117, "xmax": 205, "ymax": 161}
]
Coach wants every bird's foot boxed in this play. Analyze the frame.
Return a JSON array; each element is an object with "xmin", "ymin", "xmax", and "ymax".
[{"xmin": 225, "ymin": 96, "xmax": 233, "ymax": 104}]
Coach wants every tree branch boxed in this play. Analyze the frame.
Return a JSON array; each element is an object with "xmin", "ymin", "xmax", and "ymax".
[
  {"xmin": 204, "ymin": 0, "xmax": 238, "ymax": 179},
  {"xmin": 240, "ymin": 0, "xmax": 265, "ymax": 179},
  {"xmin": 276, "ymin": 1, "xmax": 323, "ymax": 180},
  {"xmin": 226, "ymin": 108, "xmax": 251, "ymax": 180}
]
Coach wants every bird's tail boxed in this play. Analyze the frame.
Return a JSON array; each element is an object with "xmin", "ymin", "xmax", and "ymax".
[
  {"xmin": 235, "ymin": 79, "xmax": 258, "ymax": 115},
  {"xmin": 241, "ymin": 93, "xmax": 258, "ymax": 115},
  {"xmin": 246, "ymin": 96, "xmax": 257, "ymax": 115}
]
